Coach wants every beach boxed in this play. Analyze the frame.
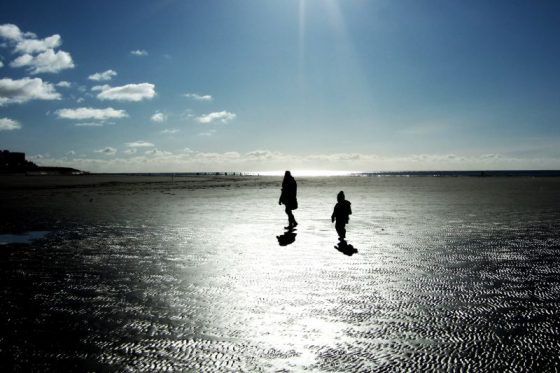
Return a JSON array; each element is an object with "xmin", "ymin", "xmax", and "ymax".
[{"xmin": 1, "ymin": 175, "xmax": 560, "ymax": 371}]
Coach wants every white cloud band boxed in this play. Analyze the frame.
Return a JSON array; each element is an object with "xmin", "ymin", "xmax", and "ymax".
[
  {"xmin": 185, "ymin": 93, "xmax": 212, "ymax": 101},
  {"xmin": 126, "ymin": 141, "xmax": 155, "ymax": 148},
  {"xmin": 88, "ymin": 69, "xmax": 117, "ymax": 81},
  {"xmin": 196, "ymin": 111, "xmax": 236, "ymax": 124},
  {"xmin": 96, "ymin": 83, "xmax": 156, "ymax": 102},
  {"xmin": 56, "ymin": 107, "xmax": 128, "ymax": 121}
]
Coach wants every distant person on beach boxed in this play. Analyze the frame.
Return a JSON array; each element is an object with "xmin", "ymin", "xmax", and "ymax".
[
  {"xmin": 331, "ymin": 191, "xmax": 352, "ymax": 240},
  {"xmin": 279, "ymin": 171, "xmax": 298, "ymax": 228}
]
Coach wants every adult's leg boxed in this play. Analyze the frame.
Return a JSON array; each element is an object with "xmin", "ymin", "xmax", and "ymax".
[{"xmin": 286, "ymin": 207, "xmax": 296, "ymax": 227}]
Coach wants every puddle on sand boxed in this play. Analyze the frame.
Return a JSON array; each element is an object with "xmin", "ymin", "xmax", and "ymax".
[{"xmin": 0, "ymin": 231, "xmax": 50, "ymax": 245}]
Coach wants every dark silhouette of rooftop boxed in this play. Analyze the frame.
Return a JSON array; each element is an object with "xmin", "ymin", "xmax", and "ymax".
[{"xmin": 0, "ymin": 150, "xmax": 85, "ymax": 175}]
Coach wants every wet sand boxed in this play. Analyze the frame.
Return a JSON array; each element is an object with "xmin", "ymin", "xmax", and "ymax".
[{"xmin": 1, "ymin": 175, "xmax": 560, "ymax": 371}]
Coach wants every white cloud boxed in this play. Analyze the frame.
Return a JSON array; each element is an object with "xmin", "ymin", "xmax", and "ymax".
[
  {"xmin": 126, "ymin": 140, "xmax": 155, "ymax": 148},
  {"xmin": 88, "ymin": 69, "xmax": 117, "ymax": 81},
  {"xmin": 0, "ymin": 77, "xmax": 61, "ymax": 105},
  {"xmin": 56, "ymin": 81, "xmax": 71, "ymax": 88},
  {"xmin": 0, "ymin": 117, "xmax": 22, "ymax": 131},
  {"xmin": 0, "ymin": 24, "xmax": 74, "ymax": 75},
  {"xmin": 94, "ymin": 147, "xmax": 117, "ymax": 156},
  {"xmin": 151, "ymin": 111, "xmax": 167, "ymax": 123},
  {"xmin": 185, "ymin": 93, "xmax": 213, "ymax": 101},
  {"xmin": 65, "ymin": 150, "xmax": 76, "ymax": 156},
  {"xmin": 15, "ymin": 34, "xmax": 61, "ymax": 54},
  {"xmin": 0, "ymin": 60, "xmax": 3, "ymax": 68},
  {"xmin": 131, "ymin": 49, "xmax": 148, "ymax": 56},
  {"xmin": 0, "ymin": 24, "xmax": 34, "ymax": 42},
  {"xmin": 196, "ymin": 111, "xmax": 236, "ymax": 124},
  {"xmin": 10, "ymin": 49, "xmax": 74, "ymax": 74},
  {"xmin": 123, "ymin": 148, "xmax": 137, "ymax": 154},
  {"xmin": 96, "ymin": 83, "xmax": 156, "ymax": 102},
  {"xmin": 56, "ymin": 107, "xmax": 128, "ymax": 121},
  {"xmin": 161, "ymin": 128, "xmax": 179, "ymax": 134}
]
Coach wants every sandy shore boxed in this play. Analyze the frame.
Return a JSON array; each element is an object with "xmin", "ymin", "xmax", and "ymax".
[{"xmin": 1, "ymin": 175, "xmax": 560, "ymax": 371}]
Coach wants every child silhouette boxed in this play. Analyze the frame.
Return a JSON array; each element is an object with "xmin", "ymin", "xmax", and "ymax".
[{"xmin": 331, "ymin": 191, "xmax": 352, "ymax": 240}]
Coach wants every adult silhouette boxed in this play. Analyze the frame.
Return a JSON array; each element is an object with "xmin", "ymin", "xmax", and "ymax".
[{"xmin": 279, "ymin": 171, "xmax": 298, "ymax": 228}]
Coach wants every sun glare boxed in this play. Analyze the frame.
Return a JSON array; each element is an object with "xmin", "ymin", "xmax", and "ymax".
[{"xmin": 246, "ymin": 170, "xmax": 358, "ymax": 177}]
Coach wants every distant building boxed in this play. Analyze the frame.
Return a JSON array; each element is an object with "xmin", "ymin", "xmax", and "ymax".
[
  {"xmin": 0, "ymin": 150, "xmax": 38, "ymax": 173},
  {"xmin": 0, "ymin": 150, "xmax": 86, "ymax": 175}
]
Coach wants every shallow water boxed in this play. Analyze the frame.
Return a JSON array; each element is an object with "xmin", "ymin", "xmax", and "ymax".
[
  {"xmin": 0, "ymin": 231, "xmax": 50, "ymax": 245},
  {"xmin": 1, "ymin": 176, "xmax": 560, "ymax": 371}
]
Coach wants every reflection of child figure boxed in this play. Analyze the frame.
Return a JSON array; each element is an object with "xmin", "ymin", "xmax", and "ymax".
[{"xmin": 331, "ymin": 191, "xmax": 352, "ymax": 240}]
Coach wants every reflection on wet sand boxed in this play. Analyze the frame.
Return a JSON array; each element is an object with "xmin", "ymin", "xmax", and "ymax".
[
  {"xmin": 335, "ymin": 239, "xmax": 358, "ymax": 256},
  {"xmin": 277, "ymin": 228, "xmax": 297, "ymax": 246},
  {"xmin": 1, "ymin": 176, "xmax": 560, "ymax": 371}
]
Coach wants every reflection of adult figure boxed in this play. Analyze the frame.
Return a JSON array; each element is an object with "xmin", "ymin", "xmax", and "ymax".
[{"xmin": 279, "ymin": 171, "xmax": 298, "ymax": 228}]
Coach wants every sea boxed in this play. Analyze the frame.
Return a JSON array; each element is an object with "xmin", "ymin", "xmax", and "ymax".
[{"xmin": 1, "ymin": 173, "xmax": 560, "ymax": 371}]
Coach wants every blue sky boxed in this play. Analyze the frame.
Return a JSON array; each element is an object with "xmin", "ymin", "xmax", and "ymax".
[{"xmin": 1, "ymin": 0, "xmax": 559, "ymax": 172}]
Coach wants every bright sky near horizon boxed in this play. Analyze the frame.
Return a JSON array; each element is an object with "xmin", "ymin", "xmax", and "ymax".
[{"xmin": 1, "ymin": 0, "xmax": 559, "ymax": 172}]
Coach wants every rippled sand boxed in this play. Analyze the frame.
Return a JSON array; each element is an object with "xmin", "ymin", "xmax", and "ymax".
[{"xmin": 1, "ymin": 175, "xmax": 560, "ymax": 371}]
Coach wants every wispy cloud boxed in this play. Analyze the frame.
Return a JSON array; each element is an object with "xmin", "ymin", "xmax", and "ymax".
[
  {"xmin": 56, "ymin": 81, "xmax": 71, "ymax": 88},
  {"xmin": 185, "ymin": 93, "xmax": 213, "ymax": 101},
  {"xmin": 56, "ymin": 107, "xmax": 128, "ymax": 121},
  {"xmin": 145, "ymin": 148, "xmax": 171, "ymax": 156},
  {"xmin": 34, "ymin": 148, "xmax": 560, "ymax": 174},
  {"xmin": 88, "ymin": 69, "xmax": 117, "ymax": 81},
  {"xmin": 28, "ymin": 153, "xmax": 47, "ymax": 160},
  {"xmin": 126, "ymin": 140, "xmax": 155, "ymax": 148},
  {"xmin": 0, "ymin": 77, "xmax": 61, "ymax": 105},
  {"xmin": 130, "ymin": 49, "xmax": 148, "ymax": 56},
  {"xmin": 94, "ymin": 147, "xmax": 117, "ymax": 156},
  {"xmin": 0, "ymin": 117, "xmax": 22, "ymax": 131},
  {"xmin": 1, "ymin": 24, "xmax": 74, "ymax": 74},
  {"xmin": 0, "ymin": 61, "xmax": 4, "ymax": 68},
  {"xmin": 196, "ymin": 111, "xmax": 236, "ymax": 124},
  {"xmin": 199, "ymin": 129, "xmax": 216, "ymax": 136},
  {"xmin": 74, "ymin": 122, "xmax": 105, "ymax": 127},
  {"xmin": 161, "ymin": 128, "xmax": 179, "ymax": 134},
  {"xmin": 151, "ymin": 111, "xmax": 167, "ymax": 123},
  {"xmin": 95, "ymin": 83, "xmax": 156, "ymax": 102}
]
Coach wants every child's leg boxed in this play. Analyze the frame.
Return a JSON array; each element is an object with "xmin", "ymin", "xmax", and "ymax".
[{"xmin": 335, "ymin": 223, "xmax": 346, "ymax": 239}]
